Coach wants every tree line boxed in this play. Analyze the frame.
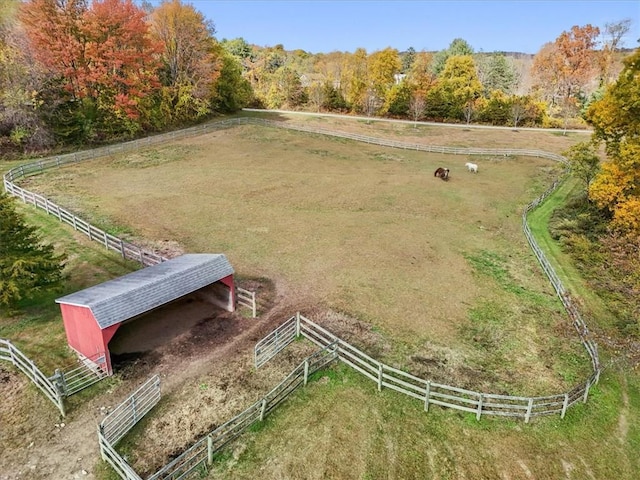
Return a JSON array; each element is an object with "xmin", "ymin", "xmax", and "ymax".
[
  {"xmin": 0, "ymin": 1, "xmax": 634, "ymax": 156},
  {"xmin": 1, "ymin": 1, "xmax": 639, "ymax": 325}
]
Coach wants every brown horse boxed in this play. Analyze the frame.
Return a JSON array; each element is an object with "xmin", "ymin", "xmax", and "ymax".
[{"xmin": 434, "ymin": 167, "xmax": 450, "ymax": 181}]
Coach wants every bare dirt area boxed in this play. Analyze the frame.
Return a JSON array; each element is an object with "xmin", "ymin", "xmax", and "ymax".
[{"xmin": 0, "ymin": 276, "xmax": 312, "ymax": 480}]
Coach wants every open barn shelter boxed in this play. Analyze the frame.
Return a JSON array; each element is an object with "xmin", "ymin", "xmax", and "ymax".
[{"xmin": 56, "ymin": 254, "xmax": 235, "ymax": 375}]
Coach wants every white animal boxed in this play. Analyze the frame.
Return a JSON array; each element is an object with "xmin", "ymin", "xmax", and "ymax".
[{"xmin": 465, "ymin": 162, "xmax": 478, "ymax": 173}]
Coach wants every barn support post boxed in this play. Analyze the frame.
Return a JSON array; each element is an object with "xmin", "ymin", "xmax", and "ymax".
[{"xmin": 424, "ymin": 381, "xmax": 431, "ymax": 412}]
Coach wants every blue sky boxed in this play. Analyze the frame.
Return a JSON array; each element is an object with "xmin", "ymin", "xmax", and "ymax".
[{"xmin": 172, "ymin": 0, "xmax": 639, "ymax": 54}]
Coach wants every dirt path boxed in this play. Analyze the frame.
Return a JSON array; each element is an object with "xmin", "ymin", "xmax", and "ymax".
[{"xmin": 0, "ymin": 278, "xmax": 303, "ymax": 480}]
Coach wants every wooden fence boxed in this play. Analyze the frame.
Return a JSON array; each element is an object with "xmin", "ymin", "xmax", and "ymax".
[
  {"xmin": 0, "ymin": 338, "xmax": 66, "ymax": 416},
  {"xmin": 97, "ymin": 375, "xmax": 161, "ymax": 480},
  {"xmin": 258, "ymin": 313, "xmax": 597, "ymax": 422},
  {"xmin": 147, "ymin": 343, "xmax": 337, "ymax": 480},
  {"xmin": 236, "ymin": 287, "xmax": 257, "ymax": 318}
]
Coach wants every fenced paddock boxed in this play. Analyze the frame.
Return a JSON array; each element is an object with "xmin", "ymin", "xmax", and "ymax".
[{"xmin": 94, "ymin": 345, "xmax": 337, "ymax": 480}]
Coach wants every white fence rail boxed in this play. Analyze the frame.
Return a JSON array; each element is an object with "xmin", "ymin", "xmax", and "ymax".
[
  {"xmin": 0, "ymin": 338, "xmax": 66, "ymax": 416},
  {"xmin": 236, "ymin": 287, "xmax": 257, "ymax": 318},
  {"xmin": 259, "ymin": 314, "xmax": 597, "ymax": 423}
]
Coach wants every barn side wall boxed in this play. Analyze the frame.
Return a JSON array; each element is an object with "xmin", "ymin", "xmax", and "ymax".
[{"xmin": 59, "ymin": 303, "xmax": 117, "ymax": 374}]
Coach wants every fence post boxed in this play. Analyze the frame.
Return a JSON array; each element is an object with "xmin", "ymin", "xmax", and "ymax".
[
  {"xmin": 583, "ymin": 379, "xmax": 591, "ymax": 403},
  {"xmin": 476, "ymin": 394, "xmax": 483, "ymax": 421},
  {"xmin": 119, "ymin": 239, "xmax": 126, "ymax": 259},
  {"xmin": 304, "ymin": 359, "xmax": 309, "ymax": 386},
  {"xmin": 259, "ymin": 399, "xmax": 267, "ymax": 421},
  {"xmin": 52, "ymin": 368, "xmax": 67, "ymax": 397},
  {"xmin": 424, "ymin": 381, "xmax": 431, "ymax": 412},
  {"xmin": 296, "ymin": 312, "xmax": 301, "ymax": 338},
  {"xmin": 207, "ymin": 435, "xmax": 214, "ymax": 465},
  {"xmin": 377, "ymin": 363, "xmax": 383, "ymax": 392},
  {"xmin": 561, "ymin": 393, "xmax": 569, "ymax": 419},
  {"xmin": 97, "ymin": 425, "xmax": 107, "ymax": 461},
  {"xmin": 525, "ymin": 398, "xmax": 534, "ymax": 423},
  {"xmin": 251, "ymin": 291, "xmax": 257, "ymax": 318},
  {"xmin": 57, "ymin": 394, "xmax": 66, "ymax": 418}
]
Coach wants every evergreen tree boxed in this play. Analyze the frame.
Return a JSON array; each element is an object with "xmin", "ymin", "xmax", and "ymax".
[
  {"xmin": 0, "ymin": 193, "xmax": 66, "ymax": 309},
  {"xmin": 431, "ymin": 38, "xmax": 474, "ymax": 76}
]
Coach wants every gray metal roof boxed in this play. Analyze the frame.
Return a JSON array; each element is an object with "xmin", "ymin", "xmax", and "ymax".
[{"xmin": 56, "ymin": 254, "xmax": 234, "ymax": 329}]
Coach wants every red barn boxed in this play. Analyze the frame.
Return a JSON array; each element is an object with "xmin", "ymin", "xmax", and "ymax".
[{"xmin": 56, "ymin": 254, "xmax": 235, "ymax": 375}]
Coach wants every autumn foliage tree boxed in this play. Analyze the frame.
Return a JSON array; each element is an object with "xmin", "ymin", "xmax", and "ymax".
[
  {"xmin": 20, "ymin": 0, "xmax": 160, "ymax": 139},
  {"xmin": 150, "ymin": 0, "xmax": 222, "ymax": 124},
  {"xmin": 532, "ymin": 24, "xmax": 600, "ymax": 104},
  {"xmin": 586, "ymin": 48, "xmax": 640, "ymax": 233}
]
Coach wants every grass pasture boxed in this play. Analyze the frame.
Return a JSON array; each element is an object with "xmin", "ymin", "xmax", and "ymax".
[
  {"xmin": 4, "ymin": 115, "xmax": 638, "ymax": 479},
  {"xmin": 22, "ymin": 121, "xmax": 585, "ymax": 393}
]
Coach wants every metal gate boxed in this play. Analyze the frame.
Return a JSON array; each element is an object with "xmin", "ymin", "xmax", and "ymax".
[
  {"xmin": 52, "ymin": 352, "xmax": 108, "ymax": 396},
  {"xmin": 254, "ymin": 315, "xmax": 298, "ymax": 368}
]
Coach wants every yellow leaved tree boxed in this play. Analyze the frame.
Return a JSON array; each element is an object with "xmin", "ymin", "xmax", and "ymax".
[{"xmin": 586, "ymin": 48, "xmax": 640, "ymax": 233}]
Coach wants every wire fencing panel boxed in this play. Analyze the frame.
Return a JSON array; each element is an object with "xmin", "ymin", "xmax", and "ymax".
[
  {"xmin": 97, "ymin": 375, "xmax": 161, "ymax": 480},
  {"xmin": 56, "ymin": 352, "xmax": 108, "ymax": 396},
  {"xmin": 100, "ymin": 375, "xmax": 161, "ymax": 446},
  {"xmin": 0, "ymin": 338, "xmax": 65, "ymax": 416},
  {"xmin": 254, "ymin": 315, "xmax": 298, "ymax": 368}
]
